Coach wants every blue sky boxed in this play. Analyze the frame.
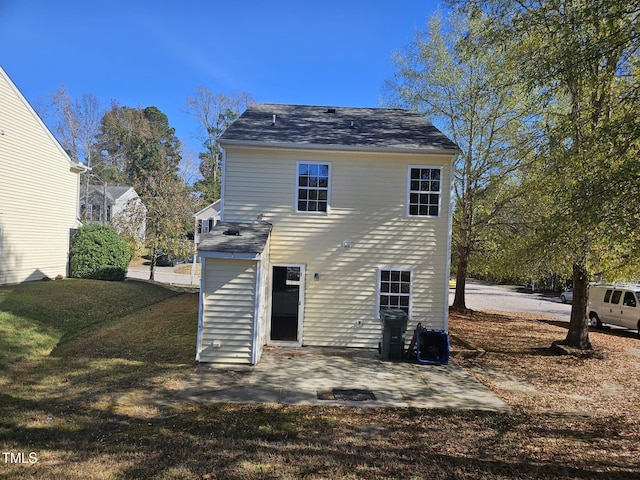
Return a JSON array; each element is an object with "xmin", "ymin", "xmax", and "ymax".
[{"xmin": 0, "ymin": 0, "xmax": 441, "ymax": 158}]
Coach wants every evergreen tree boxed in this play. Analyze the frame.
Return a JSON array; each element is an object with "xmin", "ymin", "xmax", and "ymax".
[{"xmin": 94, "ymin": 104, "xmax": 193, "ymax": 280}]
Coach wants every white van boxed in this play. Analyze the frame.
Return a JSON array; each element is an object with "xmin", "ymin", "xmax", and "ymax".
[{"xmin": 588, "ymin": 284, "xmax": 640, "ymax": 335}]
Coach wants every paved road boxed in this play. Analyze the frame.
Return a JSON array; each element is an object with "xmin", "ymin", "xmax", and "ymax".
[
  {"xmin": 450, "ymin": 281, "xmax": 572, "ymax": 320},
  {"xmin": 127, "ymin": 264, "xmax": 200, "ymax": 286}
]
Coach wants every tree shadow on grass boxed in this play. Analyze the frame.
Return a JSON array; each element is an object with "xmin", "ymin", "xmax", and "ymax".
[
  {"xmin": 0, "ymin": 279, "xmax": 186, "ymax": 363},
  {"xmin": 4, "ymin": 395, "xmax": 635, "ymax": 479},
  {"xmin": 48, "ymin": 292, "xmax": 198, "ymax": 364},
  {"xmin": 1, "ymin": 360, "xmax": 638, "ymax": 479}
]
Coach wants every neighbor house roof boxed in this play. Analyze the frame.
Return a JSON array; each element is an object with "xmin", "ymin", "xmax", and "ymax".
[
  {"xmin": 219, "ymin": 103, "xmax": 460, "ymax": 153},
  {"xmin": 81, "ymin": 185, "xmax": 135, "ymax": 205},
  {"xmin": 194, "ymin": 199, "xmax": 222, "ymax": 219},
  {"xmin": 198, "ymin": 222, "xmax": 272, "ymax": 258}
]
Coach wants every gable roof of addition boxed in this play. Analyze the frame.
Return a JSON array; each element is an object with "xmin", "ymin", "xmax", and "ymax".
[{"xmin": 219, "ymin": 103, "xmax": 460, "ymax": 154}]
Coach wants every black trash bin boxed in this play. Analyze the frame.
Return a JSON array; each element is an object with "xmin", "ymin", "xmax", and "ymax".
[{"xmin": 379, "ymin": 309, "xmax": 408, "ymax": 361}]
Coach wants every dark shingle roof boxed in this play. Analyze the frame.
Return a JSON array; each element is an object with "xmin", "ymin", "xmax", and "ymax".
[
  {"xmin": 219, "ymin": 103, "xmax": 459, "ymax": 152},
  {"xmin": 198, "ymin": 222, "xmax": 272, "ymax": 255}
]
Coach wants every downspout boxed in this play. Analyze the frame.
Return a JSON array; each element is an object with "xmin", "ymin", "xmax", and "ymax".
[
  {"xmin": 195, "ymin": 253, "xmax": 206, "ymax": 362},
  {"xmin": 251, "ymin": 255, "xmax": 262, "ymax": 365},
  {"xmin": 219, "ymin": 146, "xmax": 226, "ymax": 221},
  {"xmin": 190, "ymin": 214, "xmax": 198, "ymax": 286},
  {"xmin": 443, "ymin": 154, "xmax": 457, "ymax": 332}
]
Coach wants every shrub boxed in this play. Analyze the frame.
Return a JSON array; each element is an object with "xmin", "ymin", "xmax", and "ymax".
[{"xmin": 70, "ymin": 224, "xmax": 131, "ymax": 281}]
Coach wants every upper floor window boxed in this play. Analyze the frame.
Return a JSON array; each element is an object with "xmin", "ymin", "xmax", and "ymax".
[
  {"xmin": 296, "ymin": 162, "xmax": 330, "ymax": 213},
  {"xmin": 408, "ymin": 167, "xmax": 442, "ymax": 217}
]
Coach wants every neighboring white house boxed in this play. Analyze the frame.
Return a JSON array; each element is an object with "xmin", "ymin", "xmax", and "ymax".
[
  {"xmin": 196, "ymin": 104, "xmax": 460, "ymax": 364},
  {"xmin": 194, "ymin": 199, "xmax": 221, "ymax": 245},
  {"xmin": 0, "ymin": 66, "xmax": 85, "ymax": 285},
  {"xmin": 79, "ymin": 185, "xmax": 146, "ymax": 240}
]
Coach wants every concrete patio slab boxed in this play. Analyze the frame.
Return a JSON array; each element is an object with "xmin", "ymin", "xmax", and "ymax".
[{"xmin": 176, "ymin": 346, "xmax": 509, "ymax": 411}]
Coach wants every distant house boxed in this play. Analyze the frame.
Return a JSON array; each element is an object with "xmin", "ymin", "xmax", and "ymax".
[
  {"xmin": 0, "ymin": 66, "xmax": 85, "ymax": 285},
  {"xmin": 194, "ymin": 199, "xmax": 221, "ymax": 245},
  {"xmin": 79, "ymin": 185, "xmax": 146, "ymax": 240},
  {"xmin": 196, "ymin": 103, "xmax": 460, "ymax": 364}
]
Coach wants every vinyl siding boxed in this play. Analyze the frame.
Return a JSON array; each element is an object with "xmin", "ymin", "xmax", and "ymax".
[
  {"xmin": 223, "ymin": 147, "xmax": 454, "ymax": 348},
  {"xmin": 0, "ymin": 68, "xmax": 80, "ymax": 285},
  {"xmin": 199, "ymin": 258, "xmax": 257, "ymax": 363}
]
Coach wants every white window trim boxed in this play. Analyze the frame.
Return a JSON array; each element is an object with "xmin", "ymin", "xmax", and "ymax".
[
  {"xmin": 295, "ymin": 161, "xmax": 332, "ymax": 215},
  {"xmin": 406, "ymin": 165, "xmax": 443, "ymax": 218},
  {"xmin": 376, "ymin": 266, "xmax": 414, "ymax": 319}
]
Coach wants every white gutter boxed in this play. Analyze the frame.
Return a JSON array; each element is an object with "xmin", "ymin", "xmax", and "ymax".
[
  {"xmin": 219, "ymin": 139, "xmax": 461, "ymax": 156},
  {"xmin": 198, "ymin": 251, "xmax": 262, "ymax": 260},
  {"xmin": 198, "ymin": 250, "xmax": 262, "ymax": 261},
  {"xmin": 72, "ymin": 162, "xmax": 91, "ymax": 174}
]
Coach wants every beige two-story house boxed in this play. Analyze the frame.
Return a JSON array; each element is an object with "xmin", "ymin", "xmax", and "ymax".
[
  {"xmin": 196, "ymin": 104, "xmax": 460, "ymax": 364},
  {"xmin": 0, "ymin": 66, "xmax": 84, "ymax": 285}
]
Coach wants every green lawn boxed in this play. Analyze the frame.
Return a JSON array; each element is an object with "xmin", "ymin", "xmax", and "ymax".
[
  {"xmin": 0, "ymin": 280, "xmax": 638, "ymax": 479},
  {"xmin": 0, "ymin": 279, "xmax": 200, "ymax": 479},
  {"xmin": 0, "ymin": 279, "xmax": 189, "ymax": 363}
]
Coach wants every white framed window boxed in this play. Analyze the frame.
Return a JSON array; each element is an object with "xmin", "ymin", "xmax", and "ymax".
[
  {"xmin": 377, "ymin": 267, "xmax": 413, "ymax": 316},
  {"xmin": 407, "ymin": 166, "xmax": 442, "ymax": 217},
  {"xmin": 296, "ymin": 162, "xmax": 331, "ymax": 214}
]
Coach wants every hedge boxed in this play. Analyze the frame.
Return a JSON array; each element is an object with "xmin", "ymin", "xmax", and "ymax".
[{"xmin": 70, "ymin": 224, "xmax": 131, "ymax": 281}]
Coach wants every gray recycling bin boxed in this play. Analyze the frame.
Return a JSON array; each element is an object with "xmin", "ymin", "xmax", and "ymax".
[{"xmin": 379, "ymin": 309, "xmax": 409, "ymax": 361}]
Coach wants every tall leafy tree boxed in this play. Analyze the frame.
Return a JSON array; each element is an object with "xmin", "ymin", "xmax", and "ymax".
[
  {"xmin": 95, "ymin": 104, "xmax": 194, "ymax": 280},
  {"xmin": 47, "ymin": 85, "xmax": 103, "ymax": 166},
  {"xmin": 385, "ymin": 10, "xmax": 536, "ymax": 310},
  {"xmin": 454, "ymin": 0, "xmax": 640, "ymax": 348},
  {"xmin": 185, "ymin": 88, "xmax": 253, "ymax": 204},
  {"xmin": 95, "ymin": 104, "xmax": 182, "ymax": 195},
  {"xmin": 44, "ymin": 85, "xmax": 103, "ymax": 222},
  {"xmin": 141, "ymin": 164, "xmax": 194, "ymax": 281}
]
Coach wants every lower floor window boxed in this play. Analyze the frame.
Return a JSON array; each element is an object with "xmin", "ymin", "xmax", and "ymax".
[{"xmin": 379, "ymin": 268, "xmax": 412, "ymax": 315}]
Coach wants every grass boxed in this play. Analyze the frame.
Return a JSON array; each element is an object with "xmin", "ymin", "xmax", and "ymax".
[
  {"xmin": 174, "ymin": 263, "xmax": 200, "ymax": 276},
  {"xmin": 0, "ymin": 279, "xmax": 199, "ymax": 479},
  {"xmin": 0, "ymin": 281, "xmax": 639, "ymax": 479}
]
